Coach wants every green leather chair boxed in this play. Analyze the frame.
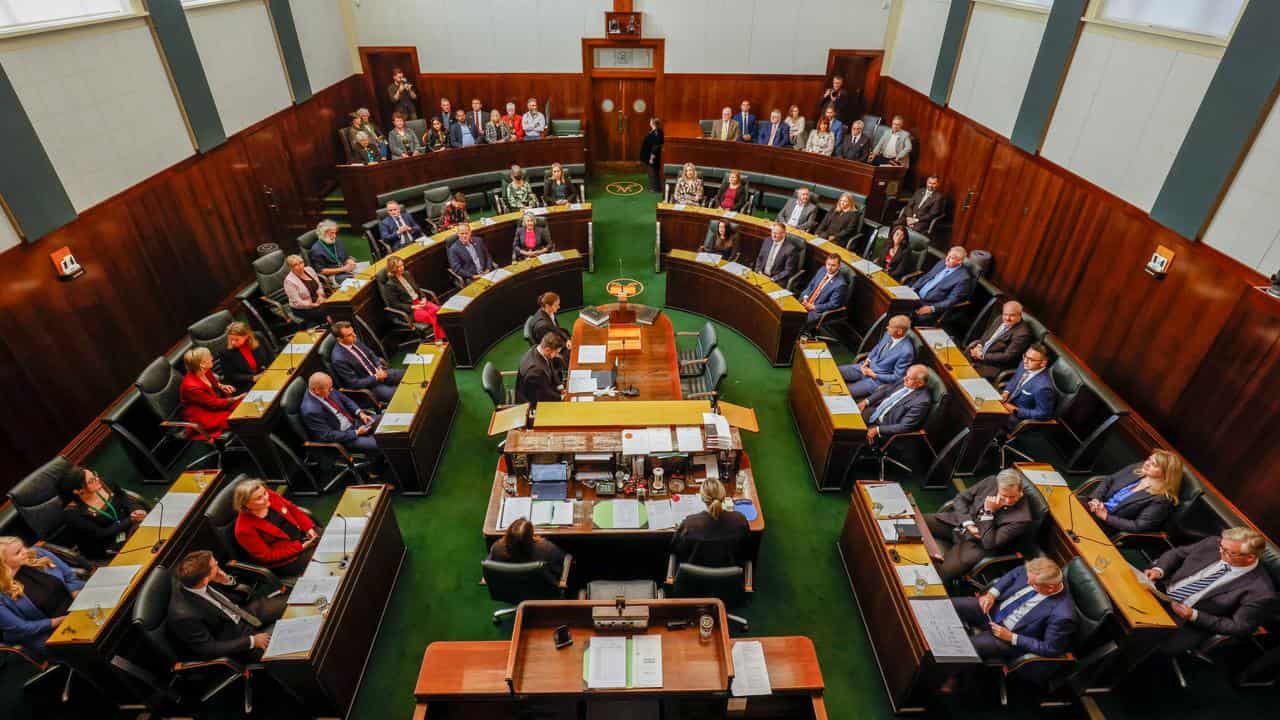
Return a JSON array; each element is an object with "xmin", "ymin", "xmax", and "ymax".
[{"xmin": 482, "ymin": 556, "xmax": 573, "ymax": 624}]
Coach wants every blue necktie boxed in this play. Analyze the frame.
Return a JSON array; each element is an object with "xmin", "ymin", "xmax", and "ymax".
[
  {"xmin": 981, "ymin": 324, "xmax": 1007, "ymax": 354},
  {"xmin": 868, "ymin": 387, "xmax": 910, "ymax": 423},
  {"xmin": 1169, "ymin": 564, "xmax": 1230, "ymax": 604},
  {"xmin": 918, "ymin": 267, "xmax": 951, "ymax": 299},
  {"xmin": 993, "ymin": 586, "xmax": 1037, "ymax": 624},
  {"xmin": 1103, "ymin": 481, "xmax": 1140, "ymax": 512}
]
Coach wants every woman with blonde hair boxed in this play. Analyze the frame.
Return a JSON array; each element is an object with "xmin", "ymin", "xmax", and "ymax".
[
  {"xmin": 179, "ymin": 347, "xmax": 243, "ymax": 439},
  {"xmin": 218, "ymin": 321, "xmax": 274, "ymax": 393},
  {"xmin": 543, "ymin": 162, "xmax": 575, "ymax": 205},
  {"xmin": 785, "ymin": 105, "xmax": 806, "ymax": 149},
  {"xmin": 232, "ymin": 479, "xmax": 317, "ymax": 577},
  {"xmin": 283, "ymin": 254, "xmax": 328, "ymax": 326},
  {"xmin": 0, "ymin": 536, "xmax": 83, "ymax": 659},
  {"xmin": 672, "ymin": 163, "xmax": 704, "ymax": 205},
  {"xmin": 1086, "ymin": 449, "xmax": 1183, "ymax": 534},
  {"xmin": 670, "ymin": 477, "xmax": 749, "ymax": 567}
]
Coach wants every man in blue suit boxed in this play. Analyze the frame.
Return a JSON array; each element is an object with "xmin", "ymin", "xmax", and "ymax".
[
  {"xmin": 378, "ymin": 200, "xmax": 422, "ymax": 251},
  {"xmin": 858, "ymin": 364, "xmax": 931, "ymax": 446},
  {"xmin": 952, "ymin": 557, "xmax": 1076, "ymax": 666},
  {"xmin": 840, "ymin": 314, "xmax": 915, "ymax": 399},
  {"xmin": 753, "ymin": 222, "xmax": 799, "ymax": 283},
  {"xmin": 910, "ymin": 245, "xmax": 974, "ymax": 324},
  {"xmin": 446, "ymin": 223, "xmax": 497, "ymax": 282},
  {"xmin": 755, "ymin": 109, "xmax": 789, "ymax": 147},
  {"xmin": 798, "ymin": 255, "xmax": 847, "ymax": 333},
  {"xmin": 822, "ymin": 106, "xmax": 845, "ymax": 147},
  {"xmin": 329, "ymin": 321, "xmax": 404, "ymax": 404},
  {"xmin": 736, "ymin": 100, "xmax": 757, "ymax": 142},
  {"xmin": 1001, "ymin": 343, "xmax": 1055, "ymax": 430},
  {"xmin": 301, "ymin": 372, "xmax": 379, "ymax": 452}
]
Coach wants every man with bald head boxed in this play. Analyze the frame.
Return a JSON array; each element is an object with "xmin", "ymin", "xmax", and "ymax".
[
  {"xmin": 858, "ymin": 363, "xmax": 931, "ymax": 446},
  {"xmin": 300, "ymin": 372, "xmax": 380, "ymax": 452},
  {"xmin": 967, "ymin": 301, "xmax": 1034, "ymax": 380},
  {"xmin": 910, "ymin": 245, "xmax": 973, "ymax": 324}
]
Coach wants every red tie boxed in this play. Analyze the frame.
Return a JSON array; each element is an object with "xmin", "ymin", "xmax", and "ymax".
[
  {"xmin": 326, "ymin": 396, "xmax": 353, "ymax": 422},
  {"xmin": 349, "ymin": 344, "xmax": 376, "ymax": 375},
  {"xmin": 811, "ymin": 273, "xmax": 831, "ymax": 301}
]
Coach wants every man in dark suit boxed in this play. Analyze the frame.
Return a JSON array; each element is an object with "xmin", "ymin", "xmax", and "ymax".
[
  {"xmin": 755, "ymin": 109, "xmax": 790, "ymax": 147},
  {"xmin": 448, "ymin": 108, "xmax": 483, "ymax": 148},
  {"xmin": 446, "ymin": 223, "xmax": 497, "ymax": 282},
  {"xmin": 753, "ymin": 222, "xmax": 799, "ymax": 283},
  {"xmin": 777, "ymin": 187, "xmax": 820, "ymax": 233},
  {"xmin": 530, "ymin": 291, "xmax": 572, "ymax": 348},
  {"xmin": 858, "ymin": 363, "xmax": 931, "ymax": 447},
  {"xmin": 329, "ymin": 321, "xmax": 404, "ymax": 404},
  {"xmin": 798, "ymin": 255, "xmax": 847, "ymax": 333},
  {"xmin": 1145, "ymin": 528, "xmax": 1277, "ymax": 653},
  {"xmin": 736, "ymin": 100, "xmax": 757, "ymax": 142},
  {"xmin": 835, "ymin": 119, "xmax": 872, "ymax": 163},
  {"xmin": 899, "ymin": 175, "xmax": 946, "ymax": 232},
  {"xmin": 1001, "ymin": 343, "xmax": 1055, "ymax": 430},
  {"xmin": 378, "ymin": 200, "xmax": 423, "ymax": 251},
  {"xmin": 910, "ymin": 245, "xmax": 974, "ymax": 324},
  {"xmin": 468, "ymin": 98, "xmax": 487, "ymax": 134},
  {"xmin": 841, "ymin": 314, "xmax": 915, "ymax": 399},
  {"xmin": 926, "ymin": 469, "xmax": 1033, "ymax": 581},
  {"xmin": 952, "ymin": 558, "xmax": 1076, "ymax": 665},
  {"xmin": 167, "ymin": 550, "xmax": 283, "ymax": 661},
  {"xmin": 817, "ymin": 75, "xmax": 849, "ymax": 122},
  {"xmin": 516, "ymin": 333, "xmax": 564, "ymax": 408},
  {"xmin": 967, "ymin": 301, "xmax": 1034, "ymax": 381},
  {"xmin": 437, "ymin": 97, "xmax": 455, "ymax": 134},
  {"xmin": 301, "ymin": 372, "xmax": 379, "ymax": 452}
]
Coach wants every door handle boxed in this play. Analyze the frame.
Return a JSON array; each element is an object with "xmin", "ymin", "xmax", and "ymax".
[
  {"xmin": 617, "ymin": 111, "xmax": 624, "ymax": 134},
  {"xmin": 961, "ymin": 190, "xmax": 975, "ymax": 212}
]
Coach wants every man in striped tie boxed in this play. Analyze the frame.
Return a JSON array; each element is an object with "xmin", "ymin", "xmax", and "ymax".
[
  {"xmin": 1145, "ymin": 527, "xmax": 1275, "ymax": 654},
  {"xmin": 952, "ymin": 558, "xmax": 1076, "ymax": 667}
]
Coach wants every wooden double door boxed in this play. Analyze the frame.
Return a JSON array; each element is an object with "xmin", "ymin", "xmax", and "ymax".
[{"xmin": 591, "ymin": 78, "xmax": 654, "ymax": 164}]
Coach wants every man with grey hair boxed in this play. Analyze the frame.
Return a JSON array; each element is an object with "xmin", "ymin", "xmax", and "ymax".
[
  {"xmin": 858, "ymin": 363, "xmax": 931, "ymax": 446},
  {"xmin": 952, "ymin": 557, "xmax": 1076, "ymax": 668},
  {"xmin": 967, "ymin": 300, "xmax": 1033, "ymax": 381},
  {"xmin": 910, "ymin": 245, "xmax": 973, "ymax": 324},
  {"xmin": 1146, "ymin": 526, "xmax": 1276, "ymax": 653},
  {"xmin": 310, "ymin": 219, "xmax": 357, "ymax": 284},
  {"xmin": 925, "ymin": 468, "xmax": 1033, "ymax": 581},
  {"xmin": 711, "ymin": 107, "xmax": 740, "ymax": 143}
]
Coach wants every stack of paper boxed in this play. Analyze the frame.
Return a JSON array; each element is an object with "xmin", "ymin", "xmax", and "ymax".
[
  {"xmin": 282, "ymin": 342, "xmax": 314, "ymax": 355},
  {"xmin": 287, "ymin": 575, "xmax": 341, "ymax": 605},
  {"xmin": 811, "ymin": 237, "xmax": 829, "ymax": 246},
  {"xmin": 767, "ymin": 289, "xmax": 792, "ymax": 300},
  {"xmin": 243, "ymin": 389, "xmax": 278, "ymax": 405},
  {"xmin": 141, "ymin": 491, "xmax": 201, "ymax": 527},
  {"xmin": 865, "ymin": 483, "xmax": 912, "ymax": 517},
  {"xmin": 802, "ymin": 347, "xmax": 833, "ymax": 359},
  {"xmin": 567, "ymin": 370, "xmax": 598, "ymax": 394},
  {"xmin": 909, "ymin": 599, "xmax": 979, "ymax": 661},
  {"xmin": 264, "ymin": 614, "xmax": 325, "ymax": 658},
  {"xmin": 730, "ymin": 640, "xmax": 773, "ymax": 697},
  {"xmin": 646, "ymin": 500, "xmax": 675, "ymax": 529},
  {"xmin": 693, "ymin": 454, "xmax": 719, "ymax": 480},
  {"xmin": 823, "ymin": 395, "xmax": 859, "ymax": 415},
  {"xmin": 611, "ymin": 499, "xmax": 641, "ymax": 529},
  {"xmin": 577, "ymin": 345, "xmax": 607, "ymax": 364},
  {"xmin": 584, "ymin": 635, "xmax": 663, "ymax": 689},
  {"xmin": 646, "ymin": 427, "xmax": 674, "ymax": 452},
  {"xmin": 695, "ymin": 252, "xmax": 721, "ymax": 264},
  {"xmin": 338, "ymin": 278, "xmax": 367, "ymax": 292},
  {"xmin": 631, "ymin": 635, "xmax": 663, "ymax": 688},
  {"xmin": 896, "ymin": 563, "xmax": 942, "ymax": 588},
  {"xmin": 675, "ymin": 426, "xmax": 704, "ymax": 452},
  {"xmin": 316, "ymin": 515, "xmax": 368, "ymax": 554},
  {"xmin": 887, "ymin": 285, "xmax": 919, "ymax": 299},
  {"xmin": 620, "ymin": 429, "xmax": 649, "ymax": 455},
  {"xmin": 957, "ymin": 377, "xmax": 1000, "ymax": 404},
  {"xmin": 670, "ymin": 494, "xmax": 704, "ymax": 525},
  {"xmin": 531, "ymin": 500, "xmax": 574, "ymax": 526},
  {"xmin": 721, "ymin": 261, "xmax": 749, "ymax": 277},
  {"xmin": 441, "ymin": 295, "xmax": 473, "ymax": 311},
  {"xmin": 498, "ymin": 497, "xmax": 532, "ymax": 530},
  {"xmin": 378, "ymin": 413, "xmax": 415, "ymax": 429},
  {"xmin": 68, "ymin": 564, "xmax": 143, "ymax": 612},
  {"xmin": 877, "ymin": 520, "xmax": 900, "ymax": 542}
]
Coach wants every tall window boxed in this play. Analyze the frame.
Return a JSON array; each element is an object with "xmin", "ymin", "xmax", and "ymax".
[
  {"xmin": 0, "ymin": 0, "xmax": 133, "ymax": 33},
  {"xmin": 1100, "ymin": 0, "xmax": 1247, "ymax": 40}
]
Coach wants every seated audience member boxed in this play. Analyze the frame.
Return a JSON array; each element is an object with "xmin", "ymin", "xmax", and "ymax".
[
  {"xmin": 702, "ymin": 220, "xmax": 741, "ymax": 260},
  {"xmin": 910, "ymin": 245, "xmax": 973, "ymax": 324},
  {"xmin": 387, "ymin": 67, "xmax": 418, "ymax": 120},
  {"xmin": 756, "ymin": 109, "xmax": 789, "ymax": 147},
  {"xmin": 310, "ymin": 219, "xmax": 357, "ymax": 284},
  {"xmin": 232, "ymin": 479, "xmax": 317, "ymax": 577},
  {"xmin": 484, "ymin": 108, "xmax": 513, "ymax": 144},
  {"xmin": 822, "ymin": 106, "xmax": 844, "ymax": 146},
  {"xmin": 835, "ymin": 119, "xmax": 872, "ymax": 163},
  {"xmin": 777, "ymin": 187, "xmax": 819, "ymax": 233},
  {"xmin": 671, "ymin": 478, "xmax": 749, "ymax": 567},
  {"xmin": 1086, "ymin": 450, "xmax": 1182, "ymax": 535},
  {"xmin": 870, "ymin": 114, "xmax": 912, "ymax": 166},
  {"xmin": 711, "ymin": 107, "xmax": 740, "ymax": 143},
  {"xmin": 505, "ymin": 168, "xmax": 539, "ymax": 211},
  {"xmin": 712, "ymin": 169, "xmax": 748, "ymax": 212},
  {"xmin": 467, "ymin": 98, "xmax": 486, "ymax": 133},
  {"xmin": 487, "ymin": 518, "xmax": 567, "ymax": 581},
  {"xmin": 218, "ymin": 321, "xmax": 274, "ymax": 394},
  {"xmin": 59, "ymin": 466, "xmax": 146, "ymax": 562},
  {"xmin": 180, "ymin": 347, "xmax": 243, "ymax": 439},
  {"xmin": 436, "ymin": 98, "xmax": 454, "ymax": 133},
  {"xmin": 513, "ymin": 212, "xmax": 552, "ymax": 259},
  {"xmin": 819, "ymin": 75, "xmax": 848, "ymax": 118},
  {"xmin": 381, "ymin": 256, "xmax": 445, "ymax": 339},
  {"xmin": 952, "ymin": 558, "xmax": 1076, "ymax": 666},
  {"xmin": 543, "ymin": 163, "xmax": 575, "ymax": 205},
  {"xmin": 168, "ymin": 550, "xmax": 282, "ymax": 661},
  {"xmin": 736, "ymin": 100, "xmax": 757, "ymax": 142},
  {"xmin": 355, "ymin": 108, "xmax": 387, "ymax": 155},
  {"xmin": 351, "ymin": 131, "xmax": 380, "ymax": 165},
  {"xmin": 966, "ymin": 301, "xmax": 1033, "ymax": 381},
  {"xmin": 448, "ymin": 108, "xmax": 482, "ymax": 148},
  {"xmin": 799, "ymin": 255, "xmax": 847, "ymax": 334},
  {"xmin": 881, "ymin": 224, "xmax": 913, "ymax": 281},
  {"xmin": 447, "ymin": 223, "xmax": 497, "ymax": 281},
  {"xmin": 339, "ymin": 113, "xmax": 363, "ymax": 163},
  {"xmin": 815, "ymin": 192, "xmax": 861, "ymax": 246},
  {"xmin": 522, "ymin": 98, "xmax": 547, "ymax": 139},
  {"xmin": 859, "ymin": 364, "xmax": 931, "ymax": 448},
  {"xmin": 283, "ymin": 254, "xmax": 329, "ymax": 326},
  {"xmin": 840, "ymin": 314, "xmax": 914, "ymax": 399},
  {"xmin": 1000, "ymin": 344, "xmax": 1055, "ymax": 430},
  {"xmin": 330, "ymin": 320, "xmax": 404, "ymax": 404},
  {"xmin": 501, "ymin": 102, "xmax": 525, "ymax": 140},
  {"xmin": 301, "ymin": 372, "xmax": 380, "ymax": 452},
  {"xmin": 1145, "ymin": 527, "xmax": 1277, "ymax": 653},
  {"xmin": 442, "ymin": 191, "xmax": 470, "ymax": 228},
  {"xmin": 379, "ymin": 200, "xmax": 422, "ymax": 250},
  {"xmin": 673, "ymin": 163, "xmax": 704, "ymax": 205},
  {"xmin": 785, "ymin": 105, "xmax": 806, "ymax": 149},
  {"xmin": 424, "ymin": 117, "xmax": 448, "ymax": 152},
  {"xmin": 516, "ymin": 333, "xmax": 565, "ymax": 407},
  {"xmin": 387, "ymin": 112, "xmax": 421, "ymax": 158},
  {"xmin": 0, "ymin": 536, "xmax": 84, "ymax": 659},
  {"xmin": 925, "ymin": 469, "xmax": 1032, "ymax": 581},
  {"xmin": 530, "ymin": 291, "xmax": 572, "ymax": 351},
  {"xmin": 899, "ymin": 175, "xmax": 946, "ymax": 231},
  {"xmin": 753, "ymin": 222, "xmax": 799, "ymax": 283},
  {"xmin": 804, "ymin": 117, "xmax": 835, "ymax": 156}
]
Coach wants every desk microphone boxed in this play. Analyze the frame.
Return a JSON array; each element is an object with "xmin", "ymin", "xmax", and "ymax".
[
  {"xmin": 149, "ymin": 501, "xmax": 166, "ymax": 553},
  {"xmin": 1063, "ymin": 487, "xmax": 1080, "ymax": 542},
  {"xmin": 336, "ymin": 513, "xmax": 351, "ymax": 570}
]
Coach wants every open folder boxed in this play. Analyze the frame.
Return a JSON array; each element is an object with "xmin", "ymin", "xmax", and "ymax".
[{"xmin": 583, "ymin": 635, "xmax": 663, "ymax": 689}]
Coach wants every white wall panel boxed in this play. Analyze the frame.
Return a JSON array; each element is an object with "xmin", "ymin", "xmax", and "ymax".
[
  {"xmin": 948, "ymin": 4, "xmax": 1046, "ymax": 138},
  {"xmin": 1203, "ymin": 97, "xmax": 1280, "ymax": 274},
  {"xmin": 0, "ymin": 19, "xmax": 192, "ymax": 212},
  {"xmin": 290, "ymin": 0, "xmax": 352, "ymax": 91},
  {"xmin": 1041, "ymin": 28, "xmax": 1217, "ymax": 211},
  {"xmin": 884, "ymin": 0, "xmax": 950, "ymax": 95},
  {"xmin": 188, "ymin": 0, "xmax": 292, "ymax": 135},
  {"xmin": 0, "ymin": 209, "xmax": 22, "ymax": 252}
]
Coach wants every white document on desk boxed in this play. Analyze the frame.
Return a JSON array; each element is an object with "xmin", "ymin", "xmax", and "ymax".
[
  {"xmin": 536, "ymin": 251, "xmax": 565, "ymax": 264},
  {"xmin": 567, "ymin": 375, "xmax": 598, "ymax": 394},
  {"xmin": 670, "ymin": 495, "xmax": 705, "ymax": 525},
  {"xmin": 721, "ymin": 261, "xmax": 749, "ymax": 277},
  {"xmin": 264, "ymin": 614, "xmax": 324, "ymax": 659},
  {"xmin": 853, "ymin": 259, "xmax": 882, "ymax": 275},
  {"xmin": 532, "ymin": 500, "xmax": 574, "ymax": 526},
  {"xmin": 244, "ymin": 390, "xmax": 278, "ymax": 404},
  {"xmin": 631, "ymin": 635, "xmax": 664, "ymax": 688},
  {"xmin": 896, "ymin": 563, "xmax": 943, "ymax": 587},
  {"xmin": 702, "ymin": 412, "xmax": 731, "ymax": 440},
  {"xmin": 909, "ymin": 599, "xmax": 980, "ymax": 662},
  {"xmin": 587, "ymin": 636, "xmax": 628, "ymax": 689},
  {"xmin": 338, "ymin": 277, "xmax": 367, "ymax": 292},
  {"xmin": 282, "ymin": 343, "xmax": 314, "ymax": 355},
  {"xmin": 1021, "ymin": 468, "xmax": 1068, "ymax": 487},
  {"xmin": 675, "ymin": 426, "xmax": 704, "ymax": 452},
  {"xmin": 695, "ymin": 252, "xmax": 721, "ymax": 264},
  {"xmin": 956, "ymin": 377, "xmax": 1000, "ymax": 404},
  {"xmin": 483, "ymin": 268, "xmax": 514, "ymax": 283},
  {"xmin": 69, "ymin": 564, "xmax": 143, "ymax": 611},
  {"xmin": 620, "ymin": 429, "xmax": 650, "ymax": 455},
  {"xmin": 577, "ymin": 345, "xmax": 607, "ymax": 364},
  {"xmin": 441, "ymin": 294, "xmax": 473, "ymax": 311},
  {"xmin": 730, "ymin": 640, "xmax": 773, "ymax": 697},
  {"xmin": 887, "ymin": 285, "xmax": 919, "ymax": 299},
  {"xmin": 140, "ymin": 492, "xmax": 201, "ymax": 527},
  {"xmin": 918, "ymin": 328, "xmax": 954, "ymax": 348},
  {"xmin": 878, "ymin": 520, "xmax": 900, "ymax": 542},
  {"xmin": 498, "ymin": 497, "xmax": 532, "ymax": 530},
  {"xmin": 379, "ymin": 413, "xmax": 415, "ymax": 428},
  {"xmin": 802, "ymin": 348, "xmax": 832, "ymax": 359},
  {"xmin": 693, "ymin": 454, "xmax": 719, "ymax": 480},
  {"xmin": 646, "ymin": 427, "xmax": 674, "ymax": 452},
  {"xmin": 403, "ymin": 353, "xmax": 435, "ymax": 365},
  {"xmin": 767, "ymin": 288, "xmax": 792, "ymax": 300},
  {"xmin": 287, "ymin": 575, "xmax": 341, "ymax": 605},
  {"xmin": 823, "ymin": 395, "xmax": 859, "ymax": 415},
  {"xmin": 645, "ymin": 500, "xmax": 675, "ymax": 530},
  {"xmin": 865, "ymin": 483, "xmax": 912, "ymax": 517},
  {"xmin": 316, "ymin": 516, "xmax": 368, "ymax": 554},
  {"xmin": 612, "ymin": 499, "xmax": 641, "ymax": 529}
]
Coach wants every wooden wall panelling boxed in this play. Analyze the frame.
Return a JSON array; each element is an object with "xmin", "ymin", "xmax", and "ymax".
[
  {"xmin": 661, "ymin": 74, "xmax": 827, "ymax": 136},
  {"xmin": 416, "ymin": 73, "xmax": 588, "ymax": 130}
]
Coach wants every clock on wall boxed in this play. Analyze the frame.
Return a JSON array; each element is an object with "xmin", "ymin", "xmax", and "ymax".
[{"xmin": 605, "ymin": 12, "xmax": 642, "ymax": 39}]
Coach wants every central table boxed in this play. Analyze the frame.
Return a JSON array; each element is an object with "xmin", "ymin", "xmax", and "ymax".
[{"xmin": 568, "ymin": 303, "xmax": 682, "ymax": 400}]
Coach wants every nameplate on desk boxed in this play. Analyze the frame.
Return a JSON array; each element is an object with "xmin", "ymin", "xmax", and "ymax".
[
  {"xmin": 767, "ymin": 288, "xmax": 792, "ymax": 300},
  {"xmin": 537, "ymin": 251, "xmax": 566, "ymax": 265},
  {"xmin": 721, "ymin": 261, "xmax": 749, "ymax": 277},
  {"xmin": 695, "ymin": 252, "xmax": 721, "ymax": 264},
  {"xmin": 442, "ymin": 295, "xmax": 473, "ymax": 311},
  {"xmin": 403, "ymin": 353, "xmax": 435, "ymax": 365},
  {"xmin": 380, "ymin": 412, "xmax": 416, "ymax": 428},
  {"xmin": 823, "ymin": 395, "xmax": 859, "ymax": 415},
  {"xmin": 244, "ymin": 390, "xmax": 278, "ymax": 404},
  {"xmin": 887, "ymin": 285, "xmax": 919, "ymax": 299},
  {"xmin": 853, "ymin": 259, "xmax": 882, "ymax": 274},
  {"xmin": 483, "ymin": 268, "xmax": 514, "ymax": 283}
]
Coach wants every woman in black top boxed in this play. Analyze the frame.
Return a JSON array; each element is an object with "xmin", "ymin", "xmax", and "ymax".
[
  {"xmin": 217, "ymin": 321, "xmax": 274, "ymax": 394},
  {"xmin": 640, "ymin": 117, "xmax": 664, "ymax": 192},
  {"xmin": 58, "ymin": 466, "xmax": 147, "ymax": 562},
  {"xmin": 701, "ymin": 220, "xmax": 742, "ymax": 261},
  {"xmin": 487, "ymin": 518, "xmax": 566, "ymax": 582},
  {"xmin": 1085, "ymin": 449, "xmax": 1181, "ymax": 534},
  {"xmin": 814, "ymin": 192, "xmax": 861, "ymax": 247},
  {"xmin": 881, "ymin": 224, "xmax": 912, "ymax": 281},
  {"xmin": 671, "ymin": 478, "xmax": 749, "ymax": 567},
  {"xmin": 543, "ymin": 163, "xmax": 576, "ymax": 205}
]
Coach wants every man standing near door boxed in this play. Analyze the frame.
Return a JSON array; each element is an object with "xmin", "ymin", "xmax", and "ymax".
[{"xmin": 640, "ymin": 118, "xmax": 664, "ymax": 193}]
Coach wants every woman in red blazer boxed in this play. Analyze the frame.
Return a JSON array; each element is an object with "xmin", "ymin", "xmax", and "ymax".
[
  {"xmin": 232, "ymin": 479, "xmax": 317, "ymax": 576},
  {"xmin": 179, "ymin": 347, "xmax": 243, "ymax": 440}
]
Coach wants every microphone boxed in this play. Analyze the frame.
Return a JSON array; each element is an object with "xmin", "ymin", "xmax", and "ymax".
[
  {"xmin": 1064, "ymin": 487, "xmax": 1080, "ymax": 542},
  {"xmin": 149, "ymin": 501, "xmax": 166, "ymax": 553},
  {"xmin": 336, "ymin": 513, "xmax": 350, "ymax": 569}
]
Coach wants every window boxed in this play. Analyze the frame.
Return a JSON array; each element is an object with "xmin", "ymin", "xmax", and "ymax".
[
  {"xmin": 1099, "ymin": 0, "xmax": 1247, "ymax": 40},
  {"xmin": 0, "ymin": 0, "xmax": 133, "ymax": 33}
]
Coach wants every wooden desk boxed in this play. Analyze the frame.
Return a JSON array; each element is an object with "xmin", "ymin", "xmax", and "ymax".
[
  {"xmin": 837, "ymin": 481, "xmax": 980, "ymax": 713},
  {"xmin": 568, "ymin": 303, "xmax": 682, "ymax": 400},
  {"xmin": 46, "ymin": 470, "xmax": 229, "ymax": 702},
  {"xmin": 438, "ymin": 249, "xmax": 586, "ymax": 368},
  {"xmin": 337, "ymin": 136, "xmax": 586, "ymax": 225},
  {"xmin": 664, "ymin": 137, "xmax": 907, "ymax": 223},
  {"xmin": 227, "ymin": 330, "xmax": 325, "ymax": 477},
  {"xmin": 264, "ymin": 484, "xmax": 405, "ymax": 718},
  {"xmin": 373, "ymin": 343, "xmax": 458, "ymax": 495},
  {"xmin": 789, "ymin": 341, "xmax": 866, "ymax": 491},
  {"xmin": 323, "ymin": 205, "xmax": 592, "ymax": 348}
]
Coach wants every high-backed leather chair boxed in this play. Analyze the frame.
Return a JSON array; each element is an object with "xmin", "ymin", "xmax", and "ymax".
[
  {"xmin": 676, "ymin": 322, "xmax": 718, "ymax": 378},
  {"xmin": 481, "ymin": 556, "xmax": 572, "ymax": 624},
  {"xmin": 665, "ymin": 555, "xmax": 752, "ymax": 631}
]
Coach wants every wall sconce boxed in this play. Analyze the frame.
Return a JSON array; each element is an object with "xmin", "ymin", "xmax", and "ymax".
[
  {"xmin": 1144, "ymin": 245, "xmax": 1174, "ymax": 279},
  {"xmin": 50, "ymin": 246, "xmax": 83, "ymax": 280}
]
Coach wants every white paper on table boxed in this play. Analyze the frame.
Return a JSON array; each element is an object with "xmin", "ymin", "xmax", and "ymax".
[
  {"xmin": 403, "ymin": 353, "xmax": 435, "ymax": 365},
  {"xmin": 481, "ymin": 217, "xmax": 495, "ymax": 226},
  {"xmin": 721, "ymin": 261, "xmax": 749, "ymax": 277},
  {"xmin": 353, "ymin": 261, "xmax": 371, "ymax": 272},
  {"xmin": 670, "ymin": 495, "xmax": 705, "ymax": 525},
  {"xmin": 379, "ymin": 412, "xmax": 416, "ymax": 428},
  {"xmin": 909, "ymin": 599, "xmax": 980, "ymax": 661},
  {"xmin": 877, "ymin": 520, "xmax": 900, "ymax": 542},
  {"xmin": 537, "ymin": 251, "xmax": 566, "ymax": 264},
  {"xmin": 282, "ymin": 343, "xmax": 314, "ymax": 355},
  {"xmin": 646, "ymin": 427, "xmax": 674, "ymax": 452},
  {"xmin": 568, "ymin": 376, "xmax": 598, "ymax": 394},
  {"xmin": 702, "ymin": 412, "xmax": 731, "ymax": 439},
  {"xmin": 483, "ymin": 268, "xmax": 514, "ymax": 283},
  {"xmin": 570, "ymin": 203, "xmax": 583, "ymax": 210},
  {"xmin": 865, "ymin": 483, "xmax": 912, "ymax": 517},
  {"xmin": 586, "ymin": 636, "xmax": 628, "ymax": 689},
  {"xmin": 693, "ymin": 454, "xmax": 719, "ymax": 480},
  {"xmin": 532, "ymin": 501, "xmax": 574, "ymax": 526},
  {"xmin": 338, "ymin": 278, "xmax": 367, "ymax": 292},
  {"xmin": 896, "ymin": 563, "xmax": 943, "ymax": 587},
  {"xmin": 572, "ymin": 396, "xmax": 595, "ymax": 402},
  {"xmin": 811, "ymin": 237, "xmax": 829, "ymax": 246},
  {"xmin": 887, "ymin": 285, "xmax": 919, "ymax": 299},
  {"xmin": 675, "ymin": 426, "xmax": 704, "ymax": 452},
  {"xmin": 441, "ymin": 294, "xmax": 473, "ymax": 311},
  {"xmin": 68, "ymin": 564, "xmax": 143, "ymax": 611},
  {"xmin": 264, "ymin": 614, "xmax": 325, "ymax": 658},
  {"xmin": 529, "ymin": 206, "xmax": 549, "ymax": 215},
  {"xmin": 957, "ymin": 377, "xmax": 1000, "ymax": 404},
  {"xmin": 645, "ymin": 500, "xmax": 675, "ymax": 529},
  {"xmin": 577, "ymin": 345, "xmax": 607, "ymax": 364},
  {"xmin": 695, "ymin": 252, "xmax": 721, "ymax": 264},
  {"xmin": 631, "ymin": 635, "xmax": 664, "ymax": 688},
  {"xmin": 767, "ymin": 288, "xmax": 792, "ymax": 300},
  {"xmin": 1021, "ymin": 468, "xmax": 1068, "ymax": 487},
  {"xmin": 287, "ymin": 575, "xmax": 341, "ymax": 605},
  {"xmin": 569, "ymin": 369, "xmax": 592, "ymax": 380},
  {"xmin": 620, "ymin": 429, "xmax": 650, "ymax": 455},
  {"xmin": 611, "ymin": 499, "xmax": 641, "ymax": 529},
  {"xmin": 823, "ymin": 395, "xmax": 859, "ymax": 415},
  {"xmin": 140, "ymin": 492, "xmax": 201, "ymax": 527},
  {"xmin": 802, "ymin": 347, "xmax": 832, "ymax": 359},
  {"xmin": 315, "ymin": 516, "xmax": 368, "ymax": 554},
  {"xmin": 853, "ymin": 259, "xmax": 883, "ymax": 274},
  {"xmin": 672, "ymin": 203, "xmax": 687, "ymax": 211},
  {"xmin": 730, "ymin": 640, "xmax": 773, "ymax": 697},
  {"xmin": 244, "ymin": 390, "xmax": 278, "ymax": 404},
  {"xmin": 498, "ymin": 497, "xmax": 532, "ymax": 530},
  {"xmin": 918, "ymin": 328, "xmax": 954, "ymax": 349}
]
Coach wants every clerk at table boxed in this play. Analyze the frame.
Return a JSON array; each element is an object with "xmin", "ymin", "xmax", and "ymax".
[
  {"xmin": 516, "ymin": 333, "xmax": 564, "ymax": 407},
  {"xmin": 840, "ymin": 314, "xmax": 914, "ymax": 400},
  {"xmin": 447, "ymin": 223, "xmax": 497, "ymax": 281},
  {"xmin": 529, "ymin": 291, "xmax": 572, "ymax": 349},
  {"xmin": 671, "ymin": 478, "xmax": 749, "ymax": 568},
  {"xmin": 753, "ymin": 222, "xmax": 798, "ymax": 283},
  {"xmin": 329, "ymin": 320, "xmax": 404, "ymax": 404}
]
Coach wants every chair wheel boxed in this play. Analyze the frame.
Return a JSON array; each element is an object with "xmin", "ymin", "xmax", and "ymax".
[{"xmin": 492, "ymin": 615, "xmax": 502, "ymax": 626}]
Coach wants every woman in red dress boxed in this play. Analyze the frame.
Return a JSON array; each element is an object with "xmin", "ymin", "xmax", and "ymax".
[{"xmin": 179, "ymin": 347, "xmax": 243, "ymax": 439}]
